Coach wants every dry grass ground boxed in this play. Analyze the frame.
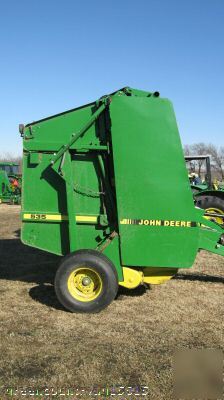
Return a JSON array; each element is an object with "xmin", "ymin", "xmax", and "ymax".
[{"xmin": 0, "ymin": 205, "xmax": 223, "ymax": 399}]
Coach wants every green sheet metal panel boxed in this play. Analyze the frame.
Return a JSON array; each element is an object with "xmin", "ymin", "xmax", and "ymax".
[
  {"xmin": 21, "ymin": 152, "xmax": 67, "ymax": 254},
  {"xmin": 23, "ymin": 102, "xmax": 102, "ymax": 152},
  {"xmin": 22, "ymin": 153, "xmax": 65, "ymax": 212},
  {"xmin": 71, "ymin": 153, "xmax": 103, "ymax": 217},
  {"xmin": 110, "ymin": 95, "xmax": 200, "ymax": 268},
  {"xmin": 21, "ymin": 151, "xmax": 104, "ymax": 255}
]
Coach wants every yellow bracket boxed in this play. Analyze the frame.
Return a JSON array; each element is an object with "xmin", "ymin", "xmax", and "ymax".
[
  {"xmin": 119, "ymin": 267, "xmax": 143, "ymax": 289},
  {"xmin": 119, "ymin": 267, "xmax": 178, "ymax": 289},
  {"xmin": 142, "ymin": 267, "xmax": 178, "ymax": 285}
]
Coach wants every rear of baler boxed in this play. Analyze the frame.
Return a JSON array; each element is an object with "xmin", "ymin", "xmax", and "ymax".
[{"xmin": 20, "ymin": 87, "xmax": 224, "ymax": 312}]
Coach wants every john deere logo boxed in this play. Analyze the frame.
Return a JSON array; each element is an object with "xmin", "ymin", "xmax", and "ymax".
[{"xmin": 120, "ymin": 218, "xmax": 196, "ymax": 227}]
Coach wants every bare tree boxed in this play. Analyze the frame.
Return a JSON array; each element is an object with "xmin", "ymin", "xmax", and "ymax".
[
  {"xmin": 183, "ymin": 143, "xmax": 209, "ymax": 178},
  {"xmin": 206, "ymin": 144, "xmax": 224, "ymax": 180},
  {"xmin": 191, "ymin": 143, "xmax": 209, "ymax": 178},
  {"xmin": 183, "ymin": 144, "xmax": 191, "ymax": 156},
  {"xmin": 183, "ymin": 143, "xmax": 224, "ymax": 181}
]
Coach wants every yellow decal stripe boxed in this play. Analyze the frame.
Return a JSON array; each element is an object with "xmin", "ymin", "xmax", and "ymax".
[
  {"xmin": 23, "ymin": 213, "xmax": 97, "ymax": 223},
  {"xmin": 76, "ymin": 215, "xmax": 97, "ymax": 223}
]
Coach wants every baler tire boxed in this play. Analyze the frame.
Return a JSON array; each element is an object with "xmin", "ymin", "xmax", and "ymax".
[
  {"xmin": 54, "ymin": 249, "xmax": 118, "ymax": 313},
  {"xmin": 195, "ymin": 195, "xmax": 224, "ymax": 225}
]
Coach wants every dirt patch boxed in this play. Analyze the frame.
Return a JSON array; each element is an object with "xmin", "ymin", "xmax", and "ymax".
[{"xmin": 0, "ymin": 205, "xmax": 223, "ymax": 399}]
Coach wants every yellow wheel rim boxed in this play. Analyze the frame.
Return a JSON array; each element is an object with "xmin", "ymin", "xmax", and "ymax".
[
  {"xmin": 205, "ymin": 207, "xmax": 224, "ymax": 225},
  {"xmin": 67, "ymin": 267, "xmax": 103, "ymax": 302}
]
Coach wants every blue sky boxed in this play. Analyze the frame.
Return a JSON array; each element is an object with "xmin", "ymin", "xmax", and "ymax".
[{"xmin": 0, "ymin": 0, "xmax": 223, "ymax": 156}]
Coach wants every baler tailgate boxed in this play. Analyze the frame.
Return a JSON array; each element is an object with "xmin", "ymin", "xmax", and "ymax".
[{"xmin": 110, "ymin": 95, "xmax": 201, "ymax": 268}]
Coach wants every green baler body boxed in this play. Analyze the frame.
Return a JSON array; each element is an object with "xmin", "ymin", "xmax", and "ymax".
[{"xmin": 21, "ymin": 88, "xmax": 224, "ymax": 279}]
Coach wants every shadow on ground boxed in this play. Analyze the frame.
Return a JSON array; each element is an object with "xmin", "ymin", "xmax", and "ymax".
[
  {"xmin": 0, "ymin": 237, "xmax": 59, "ymax": 284},
  {"xmin": 174, "ymin": 273, "xmax": 224, "ymax": 284},
  {"xmin": 0, "ymin": 233, "xmax": 223, "ymax": 311},
  {"xmin": 29, "ymin": 284, "xmax": 65, "ymax": 311},
  {"xmin": 29, "ymin": 283, "xmax": 148, "ymax": 312},
  {"xmin": 0, "ymin": 233, "xmax": 149, "ymax": 311}
]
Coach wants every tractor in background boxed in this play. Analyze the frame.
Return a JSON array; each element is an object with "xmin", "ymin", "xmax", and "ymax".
[
  {"xmin": 185, "ymin": 155, "xmax": 224, "ymax": 225},
  {"xmin": 0, "ymin": 162, "xmax": 21, "ymax": 183},
  {"xmin": 0, "ymin": 162, "xmax": 21, "ymax": 204}
]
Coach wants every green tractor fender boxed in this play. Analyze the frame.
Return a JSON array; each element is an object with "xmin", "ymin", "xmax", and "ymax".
[
  {"xmin": 194, "ymin": 189, "xmax": 224, "ymax": 200},
  {"xmin": 194, "ymin": 190, "xmax": 224, "ymax": 225}
]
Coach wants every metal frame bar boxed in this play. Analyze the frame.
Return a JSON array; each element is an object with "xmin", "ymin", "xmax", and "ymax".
[{"xmin": 50, "ymin": 102, "xmax": 107, "ymax": 166}]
